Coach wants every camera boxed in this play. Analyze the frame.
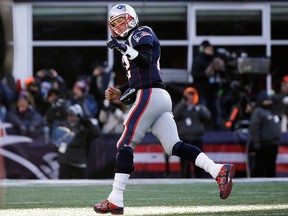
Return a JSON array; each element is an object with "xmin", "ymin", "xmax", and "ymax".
[
  {"xmin": 215, "ymin": 48, "xmax": 244, "ymax": 74},
  {"xmin": 215, "ymin": 48, "xmax": 270, "ymax": 75}
]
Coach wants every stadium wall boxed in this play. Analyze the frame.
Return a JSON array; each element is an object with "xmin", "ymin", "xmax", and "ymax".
[{"xmin": 1, "ymin": 126, "xmax": 288, "ymax": 179}]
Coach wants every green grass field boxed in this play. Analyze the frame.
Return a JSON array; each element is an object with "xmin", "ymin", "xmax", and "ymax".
[{"xmin": 0, "ymin": 178, "xmax": 288, "ymax": 216}]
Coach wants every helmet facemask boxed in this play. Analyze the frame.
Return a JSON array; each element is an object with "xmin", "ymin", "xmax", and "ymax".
[{"xmin": 108, "ymin": 13, "xmax": 137, "ymax": 38}]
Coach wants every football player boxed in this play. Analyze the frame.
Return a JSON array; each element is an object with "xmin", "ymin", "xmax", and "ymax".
[{"xmin": 94, "ymin": 4, "xmax": 235, "ymax": 215}]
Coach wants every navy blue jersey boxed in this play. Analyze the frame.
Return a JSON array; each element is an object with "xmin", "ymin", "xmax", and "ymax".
[{"xmin": 123, "ymin": 26, "xmax": 163, "ymax": 89}]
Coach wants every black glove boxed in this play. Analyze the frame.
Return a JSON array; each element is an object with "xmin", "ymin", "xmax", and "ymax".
[{"xmin": 107, "ymin": 35, "xmax": 127, "ymax": 53}]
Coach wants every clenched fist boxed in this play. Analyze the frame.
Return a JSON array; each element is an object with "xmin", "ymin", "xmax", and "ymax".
[{"xmin": 105, "ymin": 86, "xmax": 121, "ymax": 101}]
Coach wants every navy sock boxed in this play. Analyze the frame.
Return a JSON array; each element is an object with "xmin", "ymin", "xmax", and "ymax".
[
  {"xmin": 172, "ymin": 141, "xmax": 202, "ymax": 164},
  {"xmin": 116, "ymin": 146, "xmax": 135, "ymax": 174}
]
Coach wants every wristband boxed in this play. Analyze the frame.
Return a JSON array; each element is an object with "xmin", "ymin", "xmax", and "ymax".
[{"xmin": 124, "ymin": 46, "xmax": 139, "ymax": 60}]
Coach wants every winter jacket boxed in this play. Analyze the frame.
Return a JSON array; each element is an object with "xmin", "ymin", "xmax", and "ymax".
[
  {"xmin": 191, "ymin": 53, "xmax": 215, "ymax": 98},
  {"xmin": 6, "ymin": 106, "xmax": 44, "ymax": 136},
  {"xmin": 249, "ymin": 107, "xmax": 281, "ymax": 147},
  {"xmin": 173, "ymin": 102, "xmax": 211, "ymax": 140},
  {"xmin": 57, "ymin": 118, "xmax": 102, "ymax": 166}
]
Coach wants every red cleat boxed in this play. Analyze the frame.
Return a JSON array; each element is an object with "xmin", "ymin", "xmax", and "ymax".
[
  {"xmin": 94, "ymin": 199, "xmax": 124, "ymax": 215},
  {"xmin": 216, "ymin": 164, "xmax": 235, "ymax": 199}
]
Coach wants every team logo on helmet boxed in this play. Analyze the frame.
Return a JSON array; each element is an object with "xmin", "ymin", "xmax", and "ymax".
[{"xmin": 117, "ymin": 5, "xmax": 127, "ymax": 12}]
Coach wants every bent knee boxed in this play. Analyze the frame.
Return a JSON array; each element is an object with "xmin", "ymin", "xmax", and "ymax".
[{"xmin": 163, "ymin": 144, "xmax": 175, "ymax": 156}]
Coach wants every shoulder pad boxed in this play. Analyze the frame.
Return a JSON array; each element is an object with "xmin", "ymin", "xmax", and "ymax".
[
  {"xmin": 130, "ymin": 26, "xmax": 153, "ymax": 45},
  {"xmin": 132, "ymin": 31, "xmax": 152, "ymax": 43}
]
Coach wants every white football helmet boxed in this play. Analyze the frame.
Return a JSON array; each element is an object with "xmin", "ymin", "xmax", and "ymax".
[{"xmin": 108, "ymin": 4, "xmax": 139, "ymax": 38}]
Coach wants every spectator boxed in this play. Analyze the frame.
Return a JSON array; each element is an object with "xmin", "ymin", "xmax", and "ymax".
[
  {"xmin": 69, "ymin": 80, "xmax": 99, "ymax": 119},
  {"xmin": 173, "ymin": 87, "xmax": 211, "ymax": 178},
  {"xmin": 98, "ymin": 99, "xmax": 127, "ymax": 134},
  {"xmin": 57, "ymin": 104, "xmax": 102, "ymax": 179},
  {"xmin": 273, "ymin": 75, "xmax": 288, "ymax": 132},
  {"xmin": 223, "ymin": 80, "xmax": 253, "ymax": 131},
  {"xmin": 24, "ymin": 76, "xmax": 47, "ymax": 115},
  {"xmin": 35, "ymin": 68, "xmax": 66, "ymax": 91},
  {"xmin": 40, "ymin": 81, "xmax": 52, "ymax": 100},
  {"xmin": 0, "ymin": 78, "xmax": 15, "ymax": 121},
  {"xmin": 43, "ymin": 89, "xmax": 69, "ymax": 141},
  {"xmin": 35, "ymin": 68, "xmax": 68, "ymax": 101},
  {"xmin": 249, "ymin": 91, "xmax": 281, "ymax": 177},
  {"xmin": 89, "ymin": 64, "xmax": 109, "ymax": 117},
  {"xmin": 5, "ymin": 90, "xmax": 44, "ymax": 137},
  {"xmin": 191, "ymin": 40, "xmax": 222, "ymax": 130},
  {"xmin": 90, "ymin": 62, "xmax": 111, "ymax": 95}
]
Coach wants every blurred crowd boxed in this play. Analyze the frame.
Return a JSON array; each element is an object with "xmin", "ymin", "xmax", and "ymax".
[
  {"xmin": 0, "ymin": 65, "xmax": 128, "ymax": 179},
  {"xmin": 0, "ymin": 45, "xmax": 287, "ymax": 178},
  {"xmin": 0, "ymin": 66, "xmax": 129, "ymax": 136},
  {"xmin": 190, "ymin": 40, "xmax": 288, "ymax": 133}
]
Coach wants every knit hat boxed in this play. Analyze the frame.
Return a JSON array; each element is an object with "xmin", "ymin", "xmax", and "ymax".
[
  {"xmin": 17, "ymin": 90, "xmax": 29, "ymax": 101},
  {"xmin": 67, "ymin": 104, "xmax": 84, "ymax": 117},
  {"xmin": 257, "ymin": 91, "xmax": 270, "ymax": 102},
  {"xmin": 201, "ymin": 40, "xmax": 212, "ymax": 48},
  {"xmin": 73, "ymin": 80, "xmax": 87, "ymax": 93},
  {"xmin": 183, "ymin": 87, "xmax": 199, "ymax": 105},
  {"xmin": 24, "ymin": 77, "xmax": 35, "ymax": 86}
]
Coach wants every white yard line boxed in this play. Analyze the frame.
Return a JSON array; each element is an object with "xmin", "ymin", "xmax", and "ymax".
[
  {"xmin": 0, "ymin": 205, "xmax": 288, "ymax": 216},
  {"xmin": 0, "ymin": 178, "xmax": 288, "ymax": 187}
]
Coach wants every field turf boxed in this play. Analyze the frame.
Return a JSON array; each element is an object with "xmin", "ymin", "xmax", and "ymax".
[{"xmin": 0, "ymin": 178, "xmax": 288, "ymax": 215}]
